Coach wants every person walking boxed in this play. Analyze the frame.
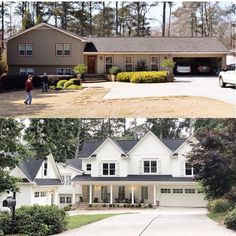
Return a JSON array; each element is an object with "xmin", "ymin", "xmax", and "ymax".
[
  {"xmin": 42, "ymin": 72, "xmax": 49, "ymax": 92},
  {"xmin": 24, "ymin": 75, "xmax": 33, "ymax": 105}
]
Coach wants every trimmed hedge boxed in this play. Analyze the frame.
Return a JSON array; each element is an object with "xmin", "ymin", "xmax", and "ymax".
[
  {"xmin": 0, "ymin": 211, "xmax": 12, "ymax": 235},
  {"xmin": 208, "ymin": 199, "xmax": 232, "ymax": 213},
  {"xmin": 116, "ymin": 71, "xmax": 168, "ymax": 83},
  {"xmin": 15, "ymin": 205, "xmax": 67, "ymax": 236},
  {"xmin": 67, "ymin": 85, "xmax": 82, "ymax": 90},
  {"xmin": 224, "ymin": 208, "xmax": 236, "ymax": 230}
]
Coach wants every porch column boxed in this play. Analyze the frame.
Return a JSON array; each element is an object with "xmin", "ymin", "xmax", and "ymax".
[
  {"xmin": 89, "ymin": 184, "xmax": 92, "ymax": 204},
  {"xmin": 153, "ymin": 185, "xmax": 156, "ymax": 206},
  {"xmin": 131, "ymin": 185, "xmax": 134, "ymax": 205},
  {"xmin": 110, "ymin": 185, "xmax": 113, "ymax": 204},
  {"xmin": 72, "ymin": 183, "xmax": 76, "ymax": 204}
]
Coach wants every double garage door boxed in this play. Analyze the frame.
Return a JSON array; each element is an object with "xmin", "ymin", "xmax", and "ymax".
[{"xmin": 159, "ymin": 187, "xmax": 207, "ymax": 207}]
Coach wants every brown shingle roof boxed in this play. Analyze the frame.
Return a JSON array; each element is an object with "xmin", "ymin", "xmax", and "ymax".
[{"xmin": 84, "ymin": 37, "xmax": 229, "ymax": 53}]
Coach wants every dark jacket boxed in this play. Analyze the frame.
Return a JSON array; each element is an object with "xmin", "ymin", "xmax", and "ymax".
[
  {"xmin": 25, "ymin": 79, "xmax": 33, "ymax": 92},
  {"xmin": 42, "ymin": 75, "xmax": 49, "ymax": 84}
]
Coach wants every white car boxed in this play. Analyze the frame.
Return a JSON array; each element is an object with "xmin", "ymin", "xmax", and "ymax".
[
  {"xmin": 176, "ymin": 64, "xmax": 191, "ymax": 74},
  {"xmin": 219, "ymin": 63, "xmax": 236, "ymax": 87}
]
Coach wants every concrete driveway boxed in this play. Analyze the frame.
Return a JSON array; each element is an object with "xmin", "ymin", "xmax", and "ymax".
[
  {"xmin": 101, "ymin": 76, "xmax": 236, "ymax": 105},
  {"xmin": 59, "ymin": 208, "xmax": 235, "ymax": 236}
]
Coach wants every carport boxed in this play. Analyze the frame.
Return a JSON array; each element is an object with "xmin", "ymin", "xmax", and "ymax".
[{"xmin": 173, "ymin": 56, "xmax": 224, "ymax": 75}]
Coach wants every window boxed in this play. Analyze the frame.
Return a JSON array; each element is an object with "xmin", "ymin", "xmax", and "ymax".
[
  {"xmin": 143, "ymin": 160, "xmax": 157, "ymax": 173},
  {"xmin": 64, "ymin": 44, "xmax": 71, "ymax": 56},
  {"xmin": 56, "ymin": 43, "xmax": 71, "ymax": 56},
  {"xmin": 125, "ymin": 56, "xmax": 133, "ymax": 72},
  {"xmin": 41, "ymin": 192, "xmax": 47, "ymax": 197},
  {"xmin": 185, "ymin": 163, "xmax": 194, "ymax": 176},
  {"xmin": 151, "ymin": 56, "xmax": 158, "ymax": 71},
  {"xmin": 18, "ymin": 43, "xmax": 33, "ymax": 56},
  {"xmin": 141, "ymin": 186, "xmax": 148, "ymax": 200},
  {"xmin": 173, "ymin": 189, "xmax": 183, "ymax": 194},
  {"xmin": 86, "ymin": 164, "xmax": 91, "ymax": 171},
  {"xmin": 105, "ymin": 56, "xmax": 113, "ymax": 73},
  {"xmin": 102, "ymin": 163, "xmax": 116, "ymax": 176},
  {"xmin": 185, "ymin": 189, "xmax": 195, "ymax": 194},
  {"xmin": 44, "ymin": 160, "xmax": 48, "ymax": 176},
  {"xmin": 56, "ymin": 68, "xmax": 72, "ymax": 75},
  {"xmin": 34, "ymin": 192, "xmax": 40, "ymax": 198},
  {"xmin": 161, "ymin": 188, "xmax": 171, "ymax": 193},
  {"xmin": 60, "ymin": 196, "xmax": 72, "ymax": 204},
  {"xmin": 19, "ymin": 68, "xmax": 34, "ymax": 76},
  {"xmin": 62, "ymin": 175, "xmax": 71, "ymax": 185}
]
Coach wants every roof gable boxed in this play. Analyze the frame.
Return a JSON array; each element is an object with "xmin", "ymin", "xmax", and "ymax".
[{"xmin": 7, "ymin": 23, "xmax": 88, "ymax": 42}]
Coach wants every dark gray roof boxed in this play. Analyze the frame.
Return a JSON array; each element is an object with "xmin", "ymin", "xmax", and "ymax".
[
  {"xmin": 72, "ymin": 174, "xmax": 193, "ymax": 182},
  {"xmin": 66, "ymin": 159, "xmax": 82, "ymax": 170},
  {"xmin": 35, "ymin": 179, "xmax": 62, "ymax": 186},
  {"xmin": 84, "ymin": 37, "xmax": 229, "ymax": 53},
  {"xmin": 161, "ymin": 139, "xmax": 186, "ymax": 152},
  {"xmin": 19, "ymin": 158, "xmax": 44, "ymax": 181},
  {"xmin": 79, "ymin": 138, "xmax": 186, "ymax": 158}
]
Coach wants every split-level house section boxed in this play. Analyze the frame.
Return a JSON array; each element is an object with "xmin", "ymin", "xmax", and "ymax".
[{"xmin": 0, "ymin": 131, "xmax": 207, "ymax": 210}]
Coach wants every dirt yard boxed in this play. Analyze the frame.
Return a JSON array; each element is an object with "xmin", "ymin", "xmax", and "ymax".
[{"xmin": 0, "ymin": 88, "xmax": 235, "ymax": 118}]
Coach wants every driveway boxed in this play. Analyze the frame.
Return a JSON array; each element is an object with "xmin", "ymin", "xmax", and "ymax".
[
  {"xmin": 102, "ymin": 76, "xmax": 236, "ymax": 105},
  {"xmin": 59, "ymin": 208, "xmax": 235, "ymax": 236}
]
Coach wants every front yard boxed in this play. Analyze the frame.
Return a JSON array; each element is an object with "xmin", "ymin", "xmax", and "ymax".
[
  {"xmin": 208, "ymin": 212, "xmax": 228, "ymax": 225},
  {"xmin": 0, "ymin": 87, "xmax": 234, "ymax": 118}
]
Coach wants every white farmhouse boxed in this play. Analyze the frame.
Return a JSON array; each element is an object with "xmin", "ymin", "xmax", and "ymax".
[{"xmin": 0, "ymin": 131, "xmax": 207, "ymax": 210}]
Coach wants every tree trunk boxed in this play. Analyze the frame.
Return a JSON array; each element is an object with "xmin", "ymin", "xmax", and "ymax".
[
  {"xmin": 167, "ymin": 2, "xmax": 172, "ymax": 37},
  {"xmin": 74, "ymin": 119, "xmax": 82, "ymax": 159},
  {"xmin": 89, "ymin": 2, "xmax": 92, "ymax": 36},
  {"xmin": 115, "ymin": 2, "xmax": 119, "ymax": 36},
  {"xmin": 162, "ymin": 2, "xmax": 166, "ymax": 37},
  {"xmin": 1, "ymin": 2, "xmax": 4, "ymax": 49}
]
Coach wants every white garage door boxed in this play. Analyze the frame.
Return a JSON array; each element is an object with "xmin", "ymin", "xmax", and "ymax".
[{"xmin": 159, "ymin": 187, "xmax": 207, "ymax": 207}]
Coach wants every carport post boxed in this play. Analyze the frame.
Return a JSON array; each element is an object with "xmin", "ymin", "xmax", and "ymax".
[
  {"xmin": 89, "ymin": 184, "xmax": 92, "ymax": 204},
  {"xmin": 153, "ymin": 185, "xmax": 156, "ymax": 206},
  {"xmin": 110, "ymin": 185, "xmax": 113, "ymax": 204}
]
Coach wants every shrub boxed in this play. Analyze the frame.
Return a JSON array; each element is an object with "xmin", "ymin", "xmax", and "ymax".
[
  {"xmin": 67, "ymin": 85, "xmax": 82, "ymax": 90},
  {"xmin": 15, "ymin": 205, "xmax": 67, "ymax": 236},
  {"xmin": 109, "ymin": 66, "xmax": 121, "ymax": 75},
  {"xmin": 73, "ymin": 64, "xmax": 87, "ymax": 75},
  {"xmin": 136, "ymin": 60, "xmax": 148, "ymax": 71},
  {"xmin": 88, "ymin": 204, "xmax": 93, "ymax": 207},
  {"xmin": 161, "ymin": 59, "xmax": 176, "ymax": 74},
  {"xmin": 63, "ymin": 205, "xmax": 71, "ymax": 211},
  {"xmin": 148, "ymin": 204, "xmax": 153, "ymax": 208},
  {"xmin": 57, "ymin": 79, "xmax": 68, "ymax": 87},
  {"xmin": 0, "ymin": 211, "xmax": 12, "ymax": 234},
  {"xmin": 208, "ymin": 199, "xmax": 232, "ymax": 213},
  {"xmin": 130, "ymin": 71, "xmax": 168, "ymax": 83},
  {"xmin": 224, "ymin": 208, "xmax": 236, "ymax": 230},
  {"xmin": 69, "ymin": 78, "xmax": 81, "ymax": 85},
  {"xmin": 116, "ymin": 72, "xmax": 135, "ymax": 82},
  {"xmin": 102, "ymin": 204, "xmax": 107, "ymax": 208},
  {"xmin": 63, "ymin": 81, "xmax": 73, "ymax": 89}
]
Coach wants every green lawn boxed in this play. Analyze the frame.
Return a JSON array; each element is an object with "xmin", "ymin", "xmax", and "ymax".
[
  {"xmin": 67, "ymin": 214, "xmax": 120, "ymax": 230},
  {"xmin": 208, "ymin": 212, "xmax": 227, "ymax": 225}
]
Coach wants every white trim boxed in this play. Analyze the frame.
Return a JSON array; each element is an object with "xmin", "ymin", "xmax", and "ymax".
[
  {"xmin": 7, "ymin": 23, "xmax": 88, "ymax": 42},
  {"xmin": 128, "ymin": 131, "xmax": 172, "ymax": 155},
  {"xmin": 172, "ymin": 136, "xmax": 198, "ymax": 155}
]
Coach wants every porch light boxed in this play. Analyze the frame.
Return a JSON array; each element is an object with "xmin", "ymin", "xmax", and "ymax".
[{"xmin": 99, "ymin": 56, "xmax": 103, "ymax": 60}]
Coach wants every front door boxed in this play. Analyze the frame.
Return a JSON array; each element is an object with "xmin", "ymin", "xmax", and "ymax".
[{"xmin": 87, "ymin": 55, "xmax": 96, "ymax": 74}]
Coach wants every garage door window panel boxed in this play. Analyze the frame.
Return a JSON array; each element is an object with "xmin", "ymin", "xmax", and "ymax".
[
  {"xmin": 185, "ymin": 189, "xmax": 195, "ymax": 194},
  {"xmin": 173, "ymin": 189, "xmax": 183, "ymax": 194},
  {"xmin": 161, "ymin": 188, "xmax": 171, "ymax": 193}
]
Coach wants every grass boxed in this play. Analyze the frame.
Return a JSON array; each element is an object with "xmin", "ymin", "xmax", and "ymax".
[
  {"xmin": 67, "ymin": 213, "xmax": 121, "ymax": 230},
  {"xmin": 208, "ymin": 211, "xmax": 228, "ymax": 225}
]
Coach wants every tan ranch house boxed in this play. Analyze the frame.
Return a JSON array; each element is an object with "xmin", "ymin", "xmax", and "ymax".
[{"xmin": 7, "ymin": 22, "xmax": 229, "ymax": 76}]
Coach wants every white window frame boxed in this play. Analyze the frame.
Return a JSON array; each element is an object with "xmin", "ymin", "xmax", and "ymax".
[
  {"xmin": 41, "ymin": 192, "xmax": 47, "ymax": 197},
  {"xmin": 62, "ymin": 175, "xmax": 71, "ymax": 185},
  {"xmin": 102, "ymin": 162, "xmax": 116, "ymax": 176},
  {"xmin": 60, "ymin": 195, "xmax": 72, "ymax": 204},
  {"xmin": 56, "ymin": 68, "xmax": 72, "ymax": 75},
  {"xmin": 64, "ymin": 44, "xmax": 71, "ymax": 56},
  {"xmin": 19, "ymin": 68, "xmax": 34, "ymax": 76},
  {"xmin": 150, "ymin": 56, "xmax": 159, "ymax": 71},
  {"xmin": 34, "ymin": 192, "xmax": 40, "ymax": 198},
  {"xmin": 143, "ymin": 160, "xmax": 158, "ymax": 174},
  {"xmin": 105, "ymin": 56, "xmax": 113, "ymax": 73},
  {"xmin": 18, "ymin": 43, "xmax": 33, "ymax": 57},
  {"xmin": 124, "ymin": 56, "xmax": 133, "ymax": 72},
  {"xmin": 56, "ymin": 43, "xmax": 71, "ymax": 56},
  {"xmin": 56, "ymin": 44, "xmax": 64, "ymax": 56},
  {"xmin": 185, "ymin": 163, "xmax": 194, "ymax": 176},
  {"xmin": 86, "ymin": 164, "xmax": 91, "ymax": 171}
]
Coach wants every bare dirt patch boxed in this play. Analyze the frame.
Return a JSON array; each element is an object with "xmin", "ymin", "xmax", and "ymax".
[{"xmin": 0, "ymin": 88, "xmax": 235, "ymax": 118}]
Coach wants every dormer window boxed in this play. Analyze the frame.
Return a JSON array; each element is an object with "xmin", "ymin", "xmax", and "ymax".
[
  {"xmin": 86, "ymin": 164, "xmax": 91, "ymax": 171},
  {"xmin": 185, "ymin": 163, "xmax": 194, "ymax": 176},
  {"xmin": 102, "ymin": 163, "xmax": 116, "ymax": 176},
  {"xmin": 44, "ymin": 160, "xmax": 48, "ymax": 176}
]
